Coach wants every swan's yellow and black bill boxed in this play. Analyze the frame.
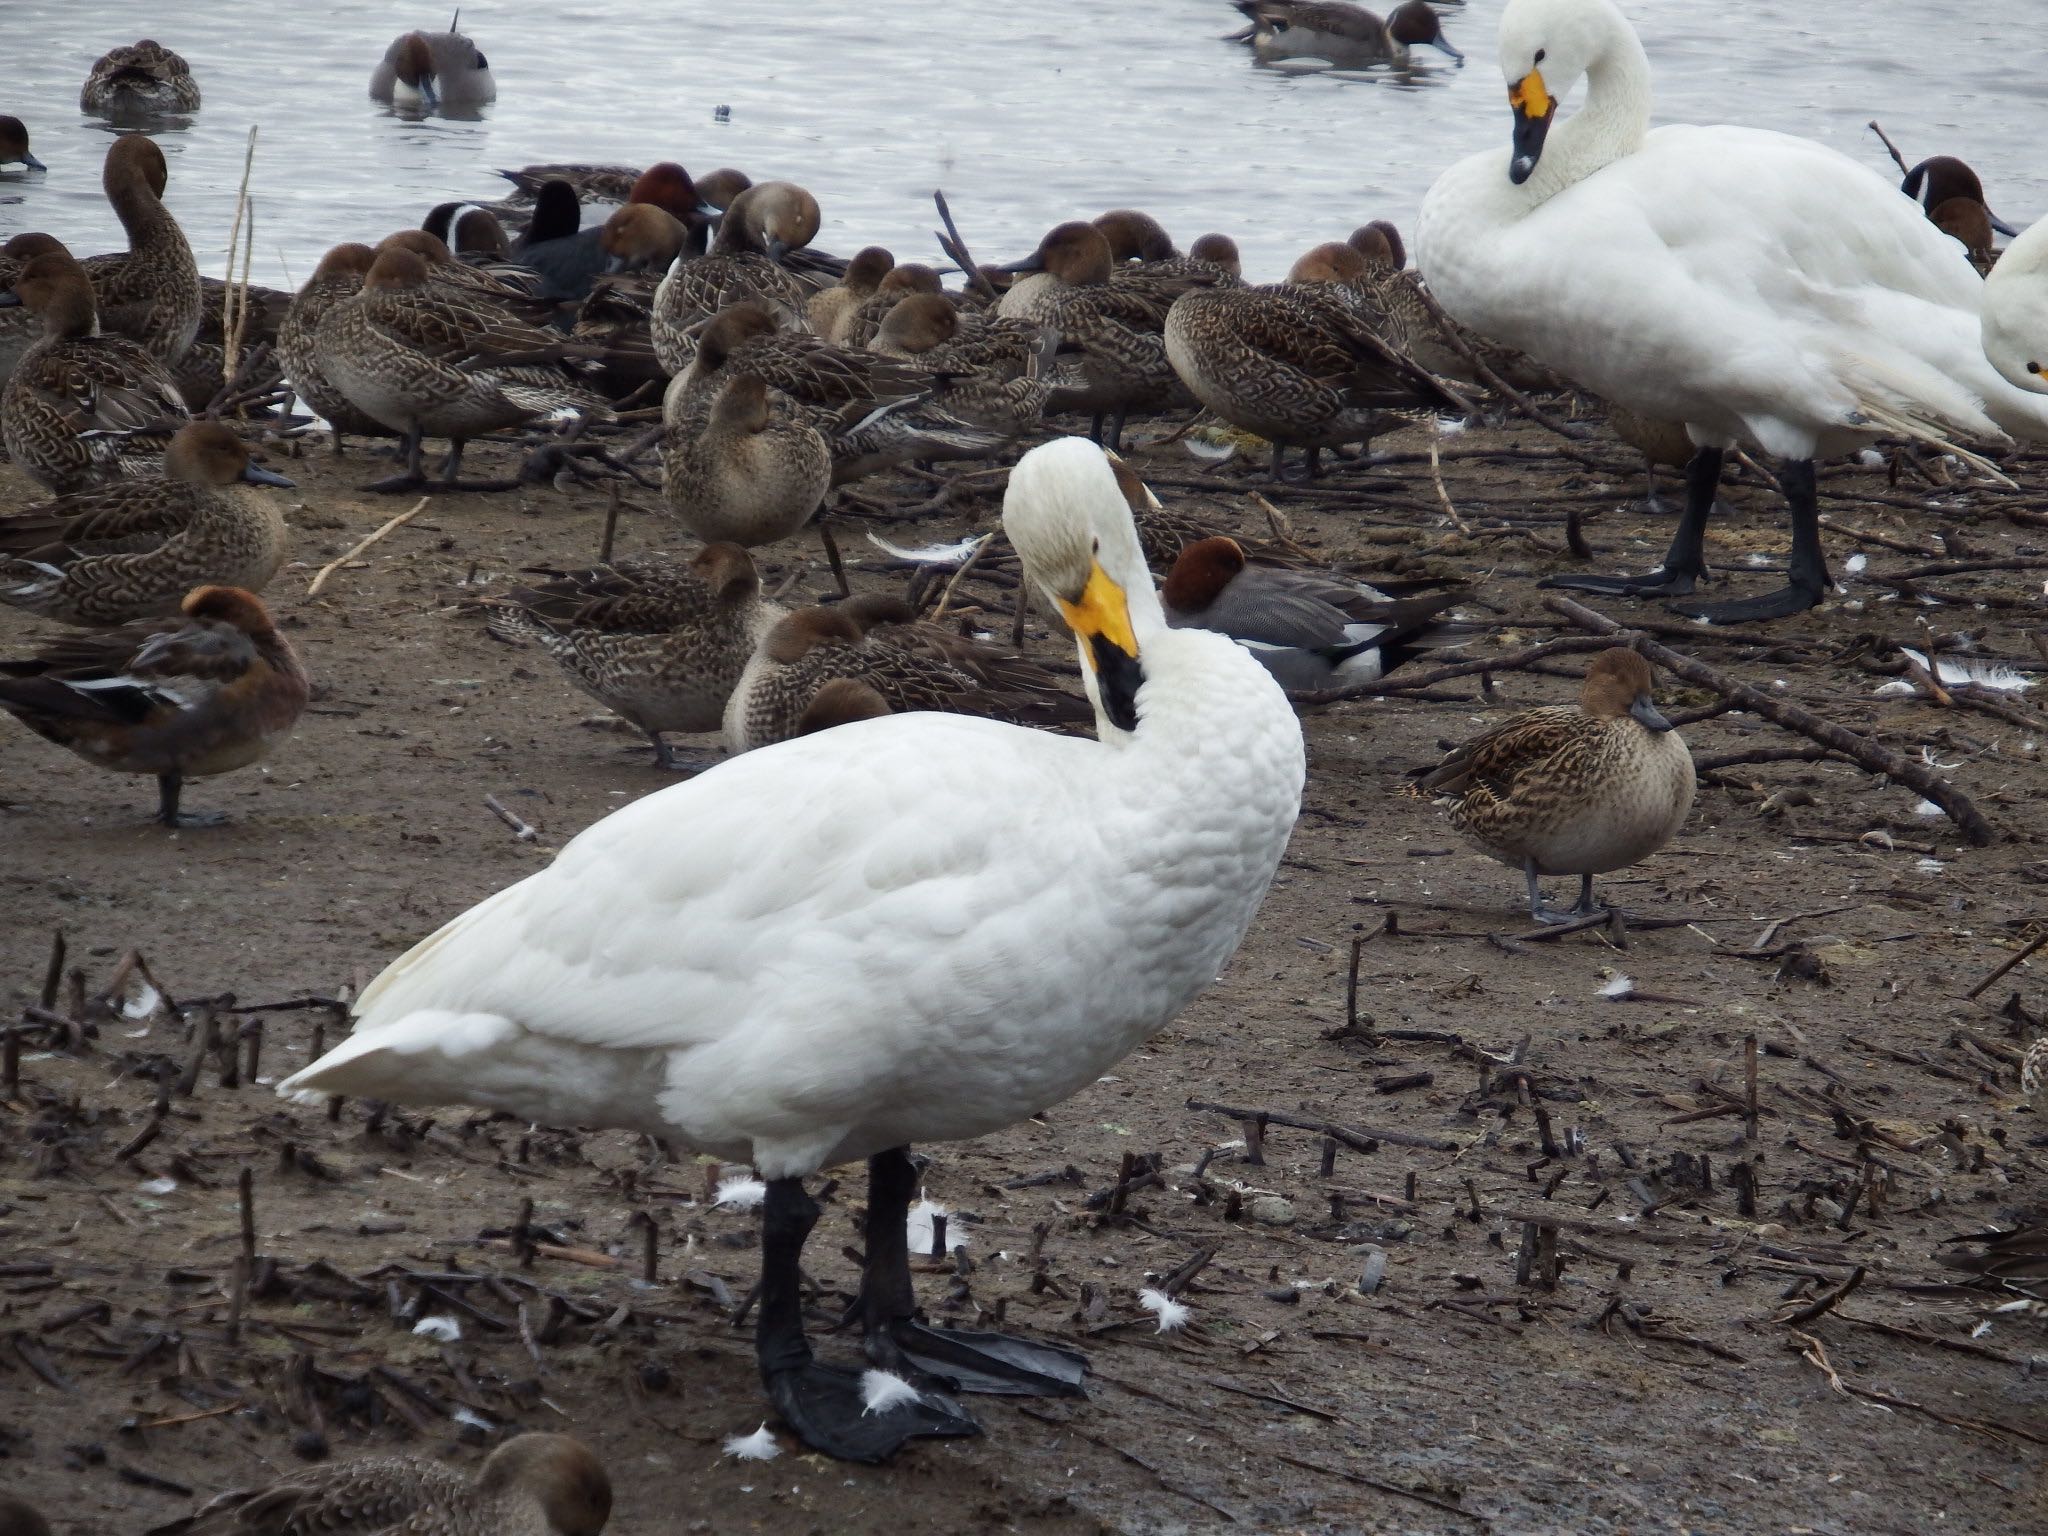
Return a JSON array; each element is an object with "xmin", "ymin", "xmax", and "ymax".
[
  {"xmin": 1058, "ymin": 561, "xmax": 1143, "ymax": 731},
  {"xmin": 1508, "ymin": 69, "xmax": 1555, "ymax": 185}
]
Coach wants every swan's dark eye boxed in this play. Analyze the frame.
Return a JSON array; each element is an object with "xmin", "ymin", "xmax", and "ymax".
[
  {"xmin": 1091, "ymin": 537, "xmax": 1101, "ymax": 554},
  {"xmin": 2030, "ymin": 361, "xmax": 2042, "ymax": 375},
  {"xmin": 473, "ymin": 51, "xmax": 488, "ymax": 68},
  {"xmin": 1534, "ymin": 47, "xmax": 1546, "ymax": 62}
]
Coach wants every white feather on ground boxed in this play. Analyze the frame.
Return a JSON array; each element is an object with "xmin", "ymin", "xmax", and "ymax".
[
  {"xmin": 859, "ymin": 1370, "xmax": 924, "ymax": 1415},
  {"xmin": 722, "ymin": 1423, "xmax": 781, "ymax": 1461},
  {"xmin": 1599, "ymin": 974, "xmax": 1635, "ymax": 1000},
  {"xmin": 1138, "ymin": 1286, "xmax": 1190, "ymax": 1333},
  {"xmin": 904, "ymin": 1196, "xmax": 960, "ymax": 1257},
  {"xmin": 1901, "ymin": 646, "xmax": 2032, "ymax": 692},
  {"xmin": 411, "ymin": 1315, "xmax": 462, "ymax": 1341},
  {"xmin": 714, "ymin": 1175, "xmax": 767, "ymax": 1210}
]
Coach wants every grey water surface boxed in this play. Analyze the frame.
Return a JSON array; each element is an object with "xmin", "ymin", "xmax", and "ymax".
[{"xmin": 0, "ymin": 0, "xmax": 2039, "ymax": 290}]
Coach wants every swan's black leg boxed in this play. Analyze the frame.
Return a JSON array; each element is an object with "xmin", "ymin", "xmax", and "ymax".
[
  {"xmin": 1669, "ymin": 459, "xmax": 1829, "ymax": 622},
  {"xmin": 1543, "ymin": 445, "xmax": 1722, "ymax": 598}
]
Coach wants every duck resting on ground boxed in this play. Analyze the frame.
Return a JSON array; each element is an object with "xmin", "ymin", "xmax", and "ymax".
[
  {"xmin": 277, "ymin": 437, "xmax": 1305, "ymax": 1462},
  {"xmin": 1419, "ymin": 647, "xmax": 1693, "ymax": 922},
  {"xmin": 1417, "ymin": 0, "xmax": 2048, "ymax": 622}
]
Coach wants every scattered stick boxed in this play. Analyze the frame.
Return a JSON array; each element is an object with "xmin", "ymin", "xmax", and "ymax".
[
  {"xmin": 307, "ymin": 499, "xmax": 429, "ymax": 597},
  {"xmin": 484, "ymin": 794, "xmax": 538, "ymax": 843},
  {"xmin": 1775, "ymin": 1264, "xmax": 1865, "ymax": 1326},
  {"xmin": 1965, "ymin": 930, "xmax": 2047, "ymax": 1001},
  {"xmin": 1543, "ymin": 595, "xmax": 1997, "ymax": 845},
  {"xmin": 1185, "ymin": 1096, "xmax": 1458, "ymax": 1153},
  {"xmin": 1292, "ymin": 634, "xmax": 1615, "ymax": 707},
  {"xmin": 1427, "ymin": 420, "xmax": 1471, "ymax": 536},
  {"xmin": 598, "ymin": 480, "xmax": 622, "ymax": 565}
]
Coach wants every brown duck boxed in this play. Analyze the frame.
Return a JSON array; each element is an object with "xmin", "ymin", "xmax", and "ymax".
[{"xmin": 78, "ymin": 134, "xmax": 203, "ymax": 370}]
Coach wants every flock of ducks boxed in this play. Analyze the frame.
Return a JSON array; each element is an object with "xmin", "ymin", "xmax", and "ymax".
[{"xmin": 0, "ymin": 0, "xmax": 2041, "ymax": 1507}]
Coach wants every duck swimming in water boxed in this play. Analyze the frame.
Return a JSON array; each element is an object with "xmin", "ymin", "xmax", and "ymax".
[
  {"xmin": 80, "ymin": 40, "xmax": 201, "ymax": 117},
  {"xmin": 1233, "ymin": 0, "xmax": 1463, "ymax": 67},
  {"xmin": 370, "ymin": 26, "xmax": 496, "ymax": 115},
  {"xmin": 278, "ymin": 437, "xmax": 1304, "ymax": 1462},
  {"xmin": 1418, "ymin": 0, "xmax": 2048, "ymax": 622}
]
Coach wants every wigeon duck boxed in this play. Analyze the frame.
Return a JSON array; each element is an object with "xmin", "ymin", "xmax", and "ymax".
[
  {"xmin": 486, "ymin": 544, "xmax": 784, "ymax": 769},
  {"xmin": 806, "ymin": 245, "xmax": 895, "ymax": 344},
  {"xmin": 513, "ymin": 164, "xmax": 717, "ymax": 302},
  {"xmin": 996, "ymin": 220, "xmax": 1222, "ymax": 450},
  {"xmin": 1421, "ymin": 648, "xmax": 1692, "ymax": 922},
  {"xmin": 1421, "ymin": 0, "xmax": 2048, "ymax": 622},
  {"xmin": 77, "ymin": 134, "xmax": 203, "ymax": 371},
  {"xmin": 667, "ymin": 302, "xmax": 999, "ymax": 485},
  {"xmin": 1979, "ymin": 217, "xmax": 2048, "ymax": 394},
  {"xmin": 0, "ymin": 584, "xmax": 308, "ymax": 828},
  {"xmin": 0, "ymin": 422, "xmax": 291, "ymax": 625},
  {"xmin": 277, "ymin": 243, "xmax": 395, "ymax": 449},
  {"xmin": 723, "ymin": 594, "xmax": 1091, "ymax": 752},
  {"xmin": 369, "ymin": 27, "xmax": 496, "ymax": 115},
  {"xmin": 868, "ymin": 292, "xmax": 1060, "ymax": 435},
  {"xmin": 1162, "ymin": 536, "xmax": 1470, "ymax": 689},
  {"xmin": 0, "ymin": 248, "xmax": 190, "ymax": 493},
  {"xmin": 315, "ymin": 244, "xmax": 607, "ymax": 490},
  {"xmin": 1163, "ymin": 240, "xmax": 1465, "ymax": 478},
  {"xmin": 275, "ymin": 438, "xmax": 1304, "ymax": 1463},
  {"xmin": 142, "ymin": 1433, "xmax": 609, "ymax": 1535},
  {"xmin": 650, "ymin": 181, "xmax": 821, "ymax": 373},
  {"xmin": 80, "ymin": 40, "xmax": 200, "ymax": 117},
  {"xmin": 1234, "ymin": 0, "xmax": 1463, "ymax": 66},
  {"xmin": 661, "ymin": 371, "xmax": 832, "ymax": 547},
  {"xmin": 833, "ymin": 261, "xmax": 944, "ymax": 349},
  {"xmin": 0, "ymin": 116, "xmax": 45, "ymax": 173}
]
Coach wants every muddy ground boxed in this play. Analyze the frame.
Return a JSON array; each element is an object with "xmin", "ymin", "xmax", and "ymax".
[{"xmin": 1, "ymin": 409, "xmax": 2044, "ymax": 1535}]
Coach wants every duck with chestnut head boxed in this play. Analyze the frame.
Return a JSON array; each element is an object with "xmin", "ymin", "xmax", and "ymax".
[{"xmin": 370, "ymin": 25, "xmax": 496, "ymax": 115}]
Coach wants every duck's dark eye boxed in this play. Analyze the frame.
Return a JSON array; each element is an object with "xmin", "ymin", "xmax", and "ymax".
[{"xmin": 1534, "ymin": 48, "xmax": 1547, "ymax": 62}]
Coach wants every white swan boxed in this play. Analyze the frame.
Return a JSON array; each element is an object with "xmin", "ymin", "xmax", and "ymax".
[
  {"xmin": 1982, "ymin": 218, "xmax": 2048, "ymax": 394},
  {"xmin": 276, "ymin": 437, "xmax": 1304, "ymax": 1463},
  {"xmin": 1416, "ymin": 0, "xmax": 2048, "ymax": 622}
]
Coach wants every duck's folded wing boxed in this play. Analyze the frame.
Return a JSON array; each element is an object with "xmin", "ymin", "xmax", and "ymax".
[{"xmin": 28, "ymin": 345, "xmax": 188, "ymax": 436}]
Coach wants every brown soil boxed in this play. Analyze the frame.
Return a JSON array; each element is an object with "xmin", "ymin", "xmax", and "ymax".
[{"xmin": 1, "ymin": 415, "xmax": 2045, "ymax": 1536}]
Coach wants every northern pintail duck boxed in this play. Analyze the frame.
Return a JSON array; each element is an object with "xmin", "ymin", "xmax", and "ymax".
[
  {"xmin": 1235, "ymin": 0, "xmax": 1463, "ymax": 65},
  {"xmin": 1345, "ymin": 218, "xmax": 1559, "ymax": 390},
  {"xmin": 486, "ymin": 544, "xmax": 783, "ymax": 769},
  {"xmin": 869, "ymin": 292, "xmax": 1059, "ymax": 435},
  {"xmin": 667, "ymin": 302, "xmax": 999, "ymax": 484},
  {"xmin": 1164, "ymin": 240, "xmax": 1464, "ymax": 478},
  {"xmin": 1094, "ymin": 209, "xmax": 1178, "ymax": 264},
  {"xmin": 1, "ymin": 248, "xmax": 190, "ymax": 493},
  {"xmin": 1903, "ymin": 157, "xmax": 2018, "ymax": 242},
  {"xmin": 806, "ymin": 245, "xmax": 894, "ymax": 344},
  {"xmin": 724, "ymin": 595, "xmax": 1091, "ymax": 752},
  {"xmin": 0, "ymin": 584, "xmax": 308, "ymax": 828},
  {"xmin": 1420, "ymin": 0, "xmax": 2048, "ymax": 622},
  {"xmin": 1096, "ymin": 211, "xmax": 1246, "ymax": 285},
  {"xmin": 370, "ymin": 27, "xmax": 497, "ymax": 115},
  {"xmin": 661, "ymin": 371, "xmax": 832, "ymax": 546},
  {"xmin": 77, "ymin": 134, "xmax": 203, "ymax": 371},
  {"xmin": 0, "ymin": 232, "xmax": 66, "ymax": 388},
  {"xmin": 650, "ymin": 180, "xmax": 821, "ymax": 373},
  {"xmin": 997, "ymin": 221, "xmax": 1220, "ymax": 449},
  {"xmin": 0, "ymin": 422, "xmax": 291, "ymax": 625},
  {"xmin": 276, "ymin": 437, "xmax": 1304, "ymax": 1462},
  {"xmin": 144, "ymin": 1432, "xmax": 609, "ymax": 1535},
  {"xmin": 1162, "ymin": 536, "xmax": 1468, "ymax": 689},
  {"xmin": 1420, "ymin": 648, "xmax": 1693, "ymax": 923},
  {"xmin": 378, "ymin": 229, "xmax": 554, "ymax": 315},
  {"xmin": 834, "ymin": 261, "xmax": 944, "ymax": 348},
  {"xmin": 80, "ymin": 41, "xmax": 200, "ymax": 117},
  {"xmin": 0, "ymin": 116, "xmax": 45, "ymax": 173},
  {"xmin": 420, "ymin": 202, "xmax": 545, "ymax": 294},
  {"xmin": 278, "ymin": 242, "xmax": 396, "ymax": 448},
  {"xmin": 316, "ymin": 244, "xmax": 607, "ymax": 489}
]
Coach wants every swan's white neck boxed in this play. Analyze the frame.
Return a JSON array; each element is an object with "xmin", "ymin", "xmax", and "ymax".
[{"xmin": 1522, "ymin": 20, "xmax": 1652, "ymax": 203}]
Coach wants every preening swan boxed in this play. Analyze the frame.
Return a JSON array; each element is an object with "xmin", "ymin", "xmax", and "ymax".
[
  {"xmin": 1416, "ymin": 0, "xmax": 2048, "ymax": 621},
  {"xmin": 278, "ymin": 437, "xmax": 1305, "ymax": 1462}
]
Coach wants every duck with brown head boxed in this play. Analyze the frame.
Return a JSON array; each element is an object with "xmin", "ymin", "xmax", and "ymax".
[
  {"xmin": 516, "ymin": 163, "xmax": 721, "ymax": 302},
  {"xmin": 487, "ymin": 544, "xmax": 784, "ymax": 771},
  {"xmin": 370, "ymin": 25, "xmax": 496, "ymax": 115},
  {"xmin": 650, "ymin": 181, "xmax": 821, "ymax": 372},
  {"xmin": 0, "ymin": 584, "xmax": 309, "ymax": 828},
  {"xmin": 77, "ymin": 134, "xmax": 203, "ymax": 371},
  {"xmin": 144, "ymin": 1431, "xmax": 609, "ymax": 1535},
  {"xmin": 1235, "ymin": 0, "xmax": 1462, "ymax": 66},
  {"xmin": 0, "ymin": 421, "xmax": 292, "ymax": 626},
  {"xmin": 80, "ymin": 40, "xmax": 200, "ymax": 117},
  {"xmin": 0, "ymin": 116, "xmax": 45, "ymax": 173},
  {"xmin": 870, "ymin": 292, "xmax": 1063, "ymax": 435},
  {"xmin": 807, "ymin": 245, "xmax": 895, "ymax": 344},
  {"xmin": 662, "ymin": 369, "xmax": 832, "ymax": 547},
  {"xmin": 315, "ymin": 242, "xmax": 609, "ymax": 492},
  {"xmin": 277, "ymin": 243, "xmax": 394, "ymax": 451},
  {"xmin": 1164, "ymin": 241, "xmax": 1467, "ymax": 479},
  {"xmin": 835, "ymin": 261, "xmax": 945, "ymax": 347},
  {"xmin": 0, "ymin": 232, "xmax": 66, "ymax": 388},
  {"xmin": 1420, "ymin": 648, "xmax": 1694, "ymax": 923},
  {"xmin": 0, "ymin": 247, "xmax": 191, "ymax": 493}
]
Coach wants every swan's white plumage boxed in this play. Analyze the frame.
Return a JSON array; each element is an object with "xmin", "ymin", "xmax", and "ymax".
[
  {"xmin": 280, "ymin": 438, "xmax": 1305, "ymax": 1180},
  {"xmin": 1416, "ymin": 0, "xmax": 2048, "ymax": 462},
  {"xmin": 1982, "ymin": 218, "xmax": 2048, "ymax": 395}
]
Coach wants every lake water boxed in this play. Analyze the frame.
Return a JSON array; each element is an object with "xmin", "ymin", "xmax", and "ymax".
[{"xmin": 1, "ymin": 0, "xmax": 2040, "ymax": 291}]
